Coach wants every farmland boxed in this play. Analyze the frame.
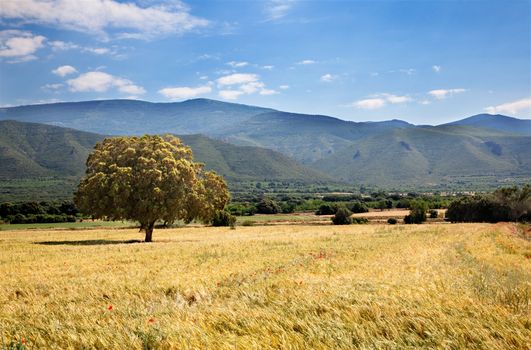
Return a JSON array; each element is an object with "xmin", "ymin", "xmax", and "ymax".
[{"xmin": 1, "ymin": 223, "xmax": 529, "ymax": 349}]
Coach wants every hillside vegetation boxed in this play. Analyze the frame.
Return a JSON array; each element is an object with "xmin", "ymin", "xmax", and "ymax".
[
  {"xmin": 0, "ymin": 223, "xmax": 529, "ymax": 348},
  {"xmin": 1, "ymin": 99, "xmax": 530, "ymax": 190}
]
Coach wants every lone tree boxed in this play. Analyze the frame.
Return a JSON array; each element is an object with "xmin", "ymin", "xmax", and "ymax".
[{"xmin": 74, "ymin": 135, "xmax": 230, "ymax": 242}]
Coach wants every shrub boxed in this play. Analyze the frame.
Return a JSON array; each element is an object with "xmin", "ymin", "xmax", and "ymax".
[
  {"xmin": 280, "ymin": 202, "xmax": 296, "ymax": 214},
  {"xmin": 352, "ymin": 217, "xmax": 368, "ymax": 224},
  {"xmin": 387, "ymin": 218, "xmax": 397, "ymax": 225},
  {"xmin": 211, "ymin": 211, "xmax": 237, "ymax": 227},
  {"xmin": 256, "ymin": 198, "xmax": 281, "ymax": 214},
  {"xmin": 315, "ymin": 204, "xmax": 337, "ymax": 215},
  {"xmin": 241, "ymin": 220, "xmax": 255, "ymax": 226},
  {"xmin": 429, "ymin": 209, "xmax": 438, "ymax": 218},
  {"xmin": 405, "ymin": 200, "xmax": 428, "ymax": 224},
  {"xmin": 350, "ymin": 202, "xmax": 369, "ymax": 213},
  {"xmin": 332, "ymin": 207, "xmax": 352, "ymax": 225}
]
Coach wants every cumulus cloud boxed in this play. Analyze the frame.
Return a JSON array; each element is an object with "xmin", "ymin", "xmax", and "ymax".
[
  {"xmin": 0, "ymin": 0, "xmax": 209, "ymax": 40},
  {"xmin": 351, "ymin": 93, "xmax": 412, "ymax": 109},
  {"xmin": 264, "ymin": 0, "xmax": 295, "ymax": 21},
  {"xmin": 353, "ymin": 98, "xmax": 386, "ymax": 110},
  {"xmin": 428, "ymin": 88, "xmax": 467, "ymax": 99},
  {"xmin": 297, "ymin": 59, "xmax": 316, "ymax": 65},
  {"xmin": 67, "ymin": 71, "xmax": 145, "ymax": 96},
  {"xmin": 0, "ymin": 30, "xmax": 45, "ymax": 62},
  {"xmin": 320, "ymin": 73, "xmax": 337, "ymax": 82},
  {"xmin": 158, "ymin": 85, "xmax": 212, "ymax": 100},
  {"xmin": 485, "ymin": 97, "xmax": 531, "ymax": 116},
  {"xmin": 52, "ymin": 65, "xmax": 77, "ymax": 77},
  {"xmin": 216, "ymin": 73, "xmax": 277, "ymax": 100},
  {"xmin": 432, "ymin": 65, "xmax": 441, "ymax": 73},
  {"xmin": 217, "ymin": 73, "xmax": 259, "ymax": 86},
  {"xmin": 227, "ymin": 61, "xmax": 248, "ymax": 68}
]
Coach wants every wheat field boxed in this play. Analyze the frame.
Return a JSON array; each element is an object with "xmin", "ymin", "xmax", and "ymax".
[{"xmin": 1, "ymin": 223, "xmax": 530, "ymax": 349}]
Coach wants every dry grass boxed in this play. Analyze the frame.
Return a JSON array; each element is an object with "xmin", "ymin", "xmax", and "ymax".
[{"xmin": 0, "ymin": 223, "xmax": 530, "ymax": 349}]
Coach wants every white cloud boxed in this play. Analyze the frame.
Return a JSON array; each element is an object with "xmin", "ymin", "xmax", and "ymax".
[
  {"xmin": 227, "ymin": 61, "xmax": 248, "ymax": 68},
  {"xmin": 67, "ymin": 71, "xmax": 145, "ymax": 96},
  {"xmin": 262, "ymin": 65, "xmax": 274, "ymax": 70},
  {"xmin": 158, "ymin": 85, "xmax": 212, "ymax": 100},
  {"xmin": 264, "ymin": 0, "xmax": 295, "ymax": 21},
  {"xmin": 351, "ymin": 93, "xmax": 412, "ymax": 109},
  {"xmin": 52, "ymin": 65, "xmax": 77, "ymax": 77},
  {"xmin": 279, "ymin": 85, "xmax": 289, "ymax": 90},
  {"xmin": 320, "ymin": 73, "xmax": 336, "ymax": 82},
  {"xmin": 41, "ymin": 83, "xmax": 64, "ymax": 90},
  {"xmin": 297, "ymin": 59, "xmax": 316, "ymax": 65},
  {"xmin": 0, "ymin": 0, "xmax": 209, "ymax": 40},
  {"xmin": 219, "ymin": 90, "xmax": 244, "ymax": 100},
  {"xmin": 381, "ymin": 93, "xmax": 412, "ymax": 104},
  {"xmin": 485, "ymin": 97, "xmax": 531, "ymax": 116},
  {"xmin": 0, "ymin": 30, "xmax": 45, "ymax": 62},
  {"xmin": 85, "ymin": 47, "xmax": 109, "ymax": 55},
  {"xmin": 49, "ymin": 40, "xmax": 79, "ymax": 51},
  {"xmin": 217, "ymin": 73, "xmax": 259, "ymax": 86},
  {"xmin": 353, "ymin": 98, "xmax": 386, "ymax": 110},
  {"xmin": 432, "ymin": 65, "xmax": 441, "ymax": 73},
  {"xmin": 428, "ymin": 88, "xmax": 467, "ymax": 99},
  {"xmin": 419, "ymin": 100, "xmax": 431, "ymax": 105},
  {"xmin": 259, "ymin": 88, "xmax": 278, "ymax": 95},
  {"xmin": 216, "ymin": 73, "xmax": 277, "ymax": 100}
]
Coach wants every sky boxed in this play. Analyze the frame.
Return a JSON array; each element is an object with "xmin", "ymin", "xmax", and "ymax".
[{"xmin": 0, "ymin": 0, "xmax": 530, "ymax": 124}]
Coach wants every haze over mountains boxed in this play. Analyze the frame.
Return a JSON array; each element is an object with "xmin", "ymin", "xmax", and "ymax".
[{"xmin": 1, "ymin": 98, "xmax": 530, "ymax": 195}]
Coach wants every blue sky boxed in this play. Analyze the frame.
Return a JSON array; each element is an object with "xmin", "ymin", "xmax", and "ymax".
[{"xmin": 0, "ymin": 0, "xmax": 529, "ymax": 124}]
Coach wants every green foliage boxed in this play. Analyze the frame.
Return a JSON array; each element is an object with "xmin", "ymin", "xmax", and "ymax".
[
  {"xmin": 255, "ymin": 198, "xmax": 281, "ymax": 214},
  {"xmin": 387, "ymin": 218, "xmax": 397, "ymax": 225},
  {"xmin": 315, "ymin": 204, "xmax": 337, "ymax": 215},
  {"xmin": 352, "ymin": 217, "xmax": 368, "ymax": 224},
  {"xmin": 226, "ymin": 203, "xmax": 256, "ymax": 216},
  {"xmin": 446, "ymin": 185, "xmax": 530, "ymax": 223},
  {"xmin": 241, "ymin": 220, "xmax": 255, "ymax": 226},
  {"xmin": 349, "ymin": 202, "xmax": 369, "ymax": 213},
  {"xmin": 331, "ymin": 207, "xmax": 352, "ymax": 225},
  {"xmin": 280, "ymin": 202, "xmax": 296, "ymax": 214},
  {"xmin": 75, "ymin": 135, "xmax": 230, "ymax": 242},
  {"xmin": 211, "ymin": 211, "xmax": 237, "ymax": 227},
  {"xmin": 405, "ymin": 200, "xmax": 428, "ymax": 224}
]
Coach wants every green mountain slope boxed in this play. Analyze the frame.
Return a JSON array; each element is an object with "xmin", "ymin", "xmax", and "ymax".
[
  {"xmin": 312, "ymin": 126, "xmax": 531, "ymax": 187},
  {"xmin": 0, "ymin": 120, "xmax": 332, "ymax": 200},
  {"xmin": 446, "ymin": 114, "xmax": 531, "ymax": 135}
]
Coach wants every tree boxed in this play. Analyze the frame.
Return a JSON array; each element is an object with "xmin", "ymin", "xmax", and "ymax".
[
  {"xmin": 256, "ymin": 198, "xmax": 281, "ymax": 214},
  {"xmin": 404, "ymin": 200, "xmax": 428, "ymax": 224},
  {"xmin": 332, "ymin": 206, "xmax": 352, "ymax": 225},
  {"xmin": 74, "ymin": 135, "xmax": 230, "ymax": 242}
]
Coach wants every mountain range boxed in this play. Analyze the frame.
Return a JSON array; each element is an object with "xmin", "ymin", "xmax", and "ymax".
[{"xmin": 1, "ymin": 98, "xmax": 530, "ymax": 199}]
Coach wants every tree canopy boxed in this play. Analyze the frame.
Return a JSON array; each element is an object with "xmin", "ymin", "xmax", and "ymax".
[{"xmin": 75, "ymin": 135, "xmax": 230, "ymax": 242}]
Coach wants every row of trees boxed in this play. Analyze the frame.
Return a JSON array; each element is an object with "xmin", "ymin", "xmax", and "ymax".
[
  {"xmin": 446, "ymin": 185, "xmax": 530, "ymax": 223},
  {"xmin": 0, "ymin": 201, "xmax": 78, "ymax": 224}
]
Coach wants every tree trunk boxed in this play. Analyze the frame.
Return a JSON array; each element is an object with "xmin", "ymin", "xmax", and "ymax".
[{"xmin": 144, "ymin": 222, "xmax": 155, "ymax": 242}]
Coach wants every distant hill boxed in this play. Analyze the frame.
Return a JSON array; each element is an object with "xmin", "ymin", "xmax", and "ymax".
[
  {"xmin": 0, "ymin": 120, "xmax": 331, "ymax": 200},
  {"xmin": 446, "ymin": 114, "xmax": 531, "ymax": 136},
  {"xmin": 0, "ymin": 99, "xmax": 273, "ymax": 135},
  {"xmin": 1, "ymin": 99, "xmax": 530, "ymax": 191}
]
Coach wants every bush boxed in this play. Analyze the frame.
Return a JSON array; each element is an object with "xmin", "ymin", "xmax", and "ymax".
[
  {"xmin": 211, "ymin": 211, "xmax": 237, "ymax": 227},
  {"xmin": 352, "ymin": 217, "xmax": 368, "ymax": 224},
  {"xmin": 332, "ymin": 207, "xmax": 352, "ymax": 225},
  {"xmin": 349, "ymin": 202, "xmax": 369, "ymax": 213},
  {"xmin": 315, "ymin": 204, "xmax": 337, "ymax": 215},
  {"xmin": 226, "ymin": 203, "xmax": 256, "ymax": 216},
  {"xmin": 405, "ymin": 200, "xmax": 428, "ymax": 224},
  {"xmin": 280, "ymin": 202, "xmax": 296, "ymax": 214},
  {"xmin": 429, "ymin": 209, "xmax": 438, "ymax": 218},
  {"xmin": 256, "ymin": 198, "xmax": 281, "ymax": 214},
  {"xmin": 387, "ymin": 218, "xmax": 397, "ymax": 225},
  {"xmin": 241, "ymin": 220, "xmax": 255, "ymax": 226}
]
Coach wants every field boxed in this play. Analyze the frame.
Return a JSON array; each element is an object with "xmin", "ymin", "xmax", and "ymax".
[{"xmin": 1, "ymin": 223, "xmax": 530, "ymax": 349}]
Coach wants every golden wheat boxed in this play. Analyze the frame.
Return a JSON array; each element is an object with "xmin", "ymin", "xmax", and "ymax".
[{"xmin": 0, "ymin": 223, "xmax": 529, "ymax": 349}]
